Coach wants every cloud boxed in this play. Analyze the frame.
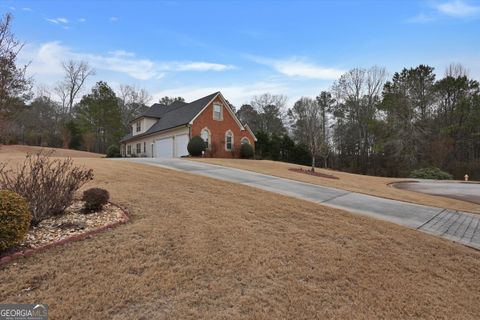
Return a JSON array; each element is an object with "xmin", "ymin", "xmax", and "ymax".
[
  {"xmin": 248, "ymin": 55, "xmax": 344, "ymax": 80},
  {"xmin": 109, "ymin": 17, "xmax": 118, "ymax": 22},
  {"xmin": 22, "ymin": 7, "xmax": 32, "ymax": 12},
  {"xmin": 406, "ymin": 13, "xmax": 436, "ymax": 23},
  {"xmin": 45, "ymin": 17, "xmax": 69, "ymax": 25},
  {"xmin": 152, "ymin": 81, "xmax": 290, "ymax": 106},
  {"xmin": 20, "ymin": 42, "xmax": 236, "ymax": 81},
  {"xmin": 174, "ymin": 62, "xmax": 235, "ymax": 71},
  {"xmin": 78, "ymin": 18, "xmax": 86, "ymax": 22},
  {"xmin": 436, "ymin": 0, "xmax": 480, "ymax": 17}
]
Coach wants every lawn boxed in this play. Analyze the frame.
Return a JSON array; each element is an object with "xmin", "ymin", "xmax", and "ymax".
[
  {"xmin": 190, "ymin": 158, "xmax": 480, "ymax": 214},
  {"xmin": 1, "ymin": 147, "xmax": 480, "ymax": 319}
]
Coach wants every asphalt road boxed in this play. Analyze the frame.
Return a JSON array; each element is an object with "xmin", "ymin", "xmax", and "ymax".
[{"xmin": 122, "ymin": 158, "xmax": 480, "ymax": 250}]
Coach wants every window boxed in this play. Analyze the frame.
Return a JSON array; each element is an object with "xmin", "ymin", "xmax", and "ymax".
[
  {"xmin": 127, "ymin": 145, "xmax": 131, "ymax": 155},
  {"xmin": 136, "ymin": 121, "xmax": 141, "ymax": 132},
  {"xmin": 225, "ymin": 130, "xmax": 233, "ymax": 151},
  {"xmin": 241, "ymin": 137, "xmax": 250, "ymax": 145},
  {"xmin": 144, "ymin": 142, "xmax": 146, "ymax": 153},
  {"xmin": 201, "ymin": 128, "xmax": 211, "ymax": 149},
  {"xmin": 213, "ymin": 103, "xmax": 222, "ymax": 120},
  {"xmin": 136, "ymin": 143, "xmax": 141, "ymax": 154}
]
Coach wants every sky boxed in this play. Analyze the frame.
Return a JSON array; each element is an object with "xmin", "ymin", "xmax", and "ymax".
[{"xmin": 3, "ymin": 0, "xmax": 480, "ymax": 106}]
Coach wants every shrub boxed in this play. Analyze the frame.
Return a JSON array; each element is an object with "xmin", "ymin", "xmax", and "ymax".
[
  {"xmin": 240, "ymin": 143, "xmax": 254, "ymax": 159},
  {"xmin": 106, "ymin": 145, "xmax": 121, "ymax": 158},
  {"xmin": 187, "ymin": 135, "xmax": 206, "ymax": 156},
  {"xmin": 0, "ymin": 151, "xmax": 94, "ymax": 225},
  {"xmin": 82, "ymin": 188, "xmax": 110, "ymax": 212},
  {"xmin": 409, "ymin": 167, "xmax": 453, "ymax": 180},
  {"xmin": 0, "ymin": 190, "xmax": 31, "ymax": 251}
]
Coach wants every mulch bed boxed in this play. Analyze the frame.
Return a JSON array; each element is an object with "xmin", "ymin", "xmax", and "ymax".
[
  {"xmin": 289, "ymin": 168, "xmax": 339, "ymax": 180},
  {"xmin": 0, "ymin": 201, "xmax": 129, "ymax": 266}
]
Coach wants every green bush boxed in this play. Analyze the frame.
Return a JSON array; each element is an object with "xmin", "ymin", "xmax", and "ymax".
[
  {"xmin": 0, "ymin": 190, "xmax": 31, "ymax": 251},
  {"xmin": 106, "ymin": 145, "xmax": 121, "ymax": 158},
  {"xmin": 187, "ymin": 135, "xmax": 206, "ymax": 156},
  {"xmin": 82, "ymin": 188, "xmax": 110, "ymax": 212},
  {"xmin": 409, "ymin": 167, "xmax": 453, "ymax": 180},
  {"xmin": 240, "ymin": 143, "xmax": 254, "ymax": 159}
]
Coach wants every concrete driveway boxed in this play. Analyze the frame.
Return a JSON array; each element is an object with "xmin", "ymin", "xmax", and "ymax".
[
  {"xmin": 124, "ymin": 158, "xmax": 480, "ymax": 250},
  {"xmin": 393, "ymin": 181, "xmax": 480, "ymax": 205}
]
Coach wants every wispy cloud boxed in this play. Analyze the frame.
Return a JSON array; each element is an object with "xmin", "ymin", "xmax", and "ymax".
[
  {"xmin": 22, "ymin": 7, "xmax": 32, "ymax": 12},
  {"xmin": 78, "ymin": 18, "xmax": 86, "ymax": 22},
  {"xmin": 21, "ymin": 42, "xmax": 236, "ymax": 81},
  {"xmin": 45, "ymin": 17, "xmax": 69, "ymax": 25},
  {"xmin": 436, "ymin": 0, "xmax": 480, "ymax": 17},
  {"xmin": 152, "ymin": 81, "xmax": 289, "ymax": 106},
  {"xmin": 407, "ymin": 0, "xmax": 480, "ymax": 23},
  {"xmin": 247, "ymin": 55, "xmax": 344, "ymax": 80},
  {"xmin": 109, "ymin": 16, "xmax": 118, "ymax": 22}
]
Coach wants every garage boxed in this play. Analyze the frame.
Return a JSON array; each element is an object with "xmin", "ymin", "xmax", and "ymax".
[
  {"xmin": 154, "ymin": 134, "xmax": 190, "ymax": 158},
  {"xmin": 154, "ymin": 137, "xmax": 173, "ymax": 158},
  {"xmin": 175, "ymin": 134, "xmax": 189, "ymax": 157}
]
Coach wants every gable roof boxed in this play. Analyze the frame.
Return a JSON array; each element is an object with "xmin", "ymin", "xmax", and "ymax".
[{"xmin": 121, "ymin": 92, "xmax": 220, "ymax": 142}]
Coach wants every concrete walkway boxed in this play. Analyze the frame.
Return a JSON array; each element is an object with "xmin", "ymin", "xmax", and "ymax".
[{"xmin": 124, "ymin": 158, "xmax": 480, "ymax": 250}]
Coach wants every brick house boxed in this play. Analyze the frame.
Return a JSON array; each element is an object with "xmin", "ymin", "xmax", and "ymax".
[{"xmin": 120, "ymin": 92, "xmax": 256, "ymax": 158}]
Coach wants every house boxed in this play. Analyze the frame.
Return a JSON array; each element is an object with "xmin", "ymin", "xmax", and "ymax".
[{"xmin": 120, "ymin": 91, "xmax": 257, "ymax": 158}]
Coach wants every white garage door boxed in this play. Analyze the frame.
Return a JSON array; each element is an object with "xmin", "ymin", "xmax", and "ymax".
[
  {"xmin": 154, "ymin": 137, "xmax": 173, "ymax": 158},
  {"xmin": 175, "ymin": 134, "xmax": 189, "ymax": 157}
]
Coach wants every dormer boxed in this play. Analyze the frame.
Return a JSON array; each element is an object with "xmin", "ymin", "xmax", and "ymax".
[{"xmin": 131, "ymin": 117, "xmax": 157, "ymax": 136}]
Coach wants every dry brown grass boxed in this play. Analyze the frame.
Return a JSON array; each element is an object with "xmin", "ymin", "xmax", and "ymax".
[
  {"xmin": 1, "ymin": 148, "xmax": 480, "ymax": 319},
  {"xmin": 190, "ymin": 158, "xmax": 480, "ymax": 214},
  {"xmin": 0, "ymin": 145, "xmax": 104, "ymax": 159}
]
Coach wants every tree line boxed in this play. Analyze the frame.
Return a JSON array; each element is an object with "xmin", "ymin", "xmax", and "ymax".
[{"xmin": 1, "ymin": 13, "xmax": 479, "ymax": 179}]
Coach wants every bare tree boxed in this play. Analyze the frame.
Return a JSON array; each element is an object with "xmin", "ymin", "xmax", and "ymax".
[
  {"xmin": 118, "ymin": 84, "xmax": 151, "ymax": 132},
  {"xmin": 251, "ymin": 93, "xmax": 288, "ymax": 135},
  {"xmin": 61, "ymin": 60, "xmax": 95, "ymax": 115},
  {"xmin": 289, "ymin": 97, "xmax": 324, "ymax": 171},
  {"xmin": 445, "ymin": 63, "xmax": 468, "ymax": 78}
]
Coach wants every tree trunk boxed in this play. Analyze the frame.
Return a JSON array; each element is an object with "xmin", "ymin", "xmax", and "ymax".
[{"xmin": 311, "ymin": 156, "xmax": 315, "ymax": 172}]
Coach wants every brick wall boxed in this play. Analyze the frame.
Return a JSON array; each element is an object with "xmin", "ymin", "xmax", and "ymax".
[{"xmin": 191, "ymin": 95, "xmax": 255, "ymax": 158}]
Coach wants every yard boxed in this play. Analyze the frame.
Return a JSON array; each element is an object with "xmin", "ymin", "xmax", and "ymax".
[
  {"xmin": 1, "ymin": 147, "xmax": 480, "ymax": 319},
  {"xmin": 190, "ymin": 158, "xmax": 480, "ymax": 214}
]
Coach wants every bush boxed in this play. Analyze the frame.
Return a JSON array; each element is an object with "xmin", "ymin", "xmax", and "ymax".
[
  {"xmin": 0, "ymin": 151, "xmax": 94, "ymax": 225},
  {"xmin": 240, "ymin": 143, "xmax": 254, "ymax": 159},
  {"xmin": 409, "ymin": 167, "xmax": 453, "ymax": 180},
  {"xmin": 82, "ymin": 188, "xmax": 110, "ymax": 212},
  {"xmin": 0, "ymin": 190, "xmax": 31, "ymax": 251},
  {"xmin": 106, "ymin": 145, "xmax": 121, "ymax": 158},
  {"xmin": 187, "ymin": 135, "xmax": 206, "ymax": 156}
]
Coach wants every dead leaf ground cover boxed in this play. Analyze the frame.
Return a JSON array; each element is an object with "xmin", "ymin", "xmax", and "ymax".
[{"xmin": 0, "ymin": 148, "xmax": 479, "ymax": 319}]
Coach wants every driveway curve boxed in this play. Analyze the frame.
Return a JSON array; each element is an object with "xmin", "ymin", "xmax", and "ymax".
[
  {"xmin": 393, "ymin": 181, "xmax": 480, "ymax": 205},
  {"xmin": 122, "ymin": 158, "xmax": 480, "ymax": 250}
]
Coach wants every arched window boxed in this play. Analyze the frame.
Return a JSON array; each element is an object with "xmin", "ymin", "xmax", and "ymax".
[
  {"xmin": 225, "ymin": 130, "xmax": 234, "ymax": 151},
  {"xmin": 241, "ymin": 137, "xmax": 250, "ymax": 145},
  {"xmin": 201, "ymin": 128, "xmax": 211, "ymax": 149}
]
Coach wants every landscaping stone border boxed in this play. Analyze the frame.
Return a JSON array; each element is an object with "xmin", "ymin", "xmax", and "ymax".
[{"xmin": 0, "ymin": 202, "xmax": 129, "ymax": 267}]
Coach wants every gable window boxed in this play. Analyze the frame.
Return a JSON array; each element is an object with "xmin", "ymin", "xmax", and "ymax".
[
  {"xmin": 136, "ymin": 121, "xmax": 141, "ymax": 132},
  {"xmin": 201, "ymin": 128, "xmax": 211, "ymax": 149},
  {"xmin": 127, "ymin": 145, "xmax": 131, "ymax": 155},
  {"xmin": 241, "ymin": 137, "xmax": 250, "ymax": 145},
  {"xmin": 213, "ymin": 103, "xmax": 222, "ymax": 121},
  {"xmin": 136, "ymin": 143, "xmax": 141, "ymax": 154},
  {"xmin": 225, "ymin": 130, "xmax": 233, "ymax": 151}
]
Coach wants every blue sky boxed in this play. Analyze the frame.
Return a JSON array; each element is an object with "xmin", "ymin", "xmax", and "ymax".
[{"xmin": 3, "ymin": 0, "xmax": 480, "ymax": 106}]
